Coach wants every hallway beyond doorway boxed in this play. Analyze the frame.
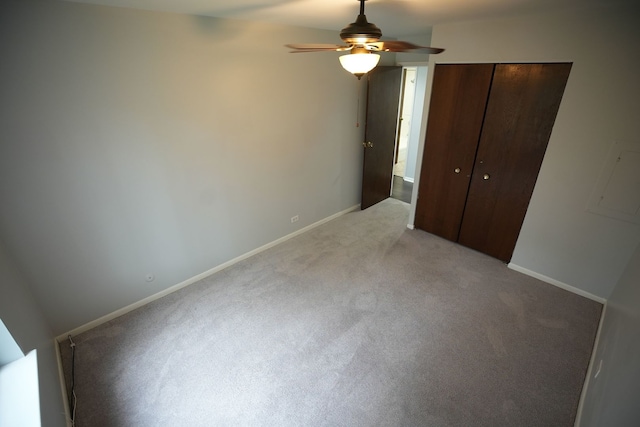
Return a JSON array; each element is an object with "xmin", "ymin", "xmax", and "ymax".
[{"xmin": 391, "ymin": 175, "xmax": 412, "ymax": 203}]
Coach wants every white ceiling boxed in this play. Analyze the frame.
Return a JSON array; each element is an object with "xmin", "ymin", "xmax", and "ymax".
[{"xmin": 64, "ymin": 0, "xmax": 624, "ymax": 37}]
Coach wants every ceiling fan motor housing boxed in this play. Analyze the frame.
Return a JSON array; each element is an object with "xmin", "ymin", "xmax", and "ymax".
[{"xmin": 340, "ymin": 14, "xmax": 382, "ymax": 44}]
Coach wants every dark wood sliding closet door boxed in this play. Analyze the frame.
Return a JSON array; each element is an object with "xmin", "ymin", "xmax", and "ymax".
[
  {"xmin": 414, "ymin": 64, "xmax": 494, "ymax": 241},
  {"xmin": 458, "ymin": 63, "xmax": 572, "ymax": 261}
]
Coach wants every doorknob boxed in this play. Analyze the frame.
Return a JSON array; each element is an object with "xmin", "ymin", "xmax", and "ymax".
[
  {"xmin": 454, "ymin": 168, "xmax": 461, "ymax": 174},
  {"xmin": 483, "ymin": 173, "xmax": 490, "ymax": 180},
  {"xmin": 362, "ymin": 141, "xmax": 374, "ymax": 148}
]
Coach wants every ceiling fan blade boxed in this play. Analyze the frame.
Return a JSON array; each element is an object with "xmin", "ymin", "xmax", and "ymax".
[
  {"xmin": 285, "ymin": 1, "xmax": 445, "ymax": 59},
  {"xmin": 285, "ymin": 44, "xmax": 351, "ymax": 53},
  {"xmin": 370, "ymin": 41, "xmax": 444, "ymax": 54}
]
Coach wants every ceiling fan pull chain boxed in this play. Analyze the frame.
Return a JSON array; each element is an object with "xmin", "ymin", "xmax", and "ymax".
[{"xmin": 356, "ymin": 81, "xmax": 360, "ymax": 128}]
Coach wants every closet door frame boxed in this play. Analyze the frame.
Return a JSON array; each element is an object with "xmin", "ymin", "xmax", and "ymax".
[{"xmin": 416, "ymin": 62, "xmax": 572, "ymax": 262}]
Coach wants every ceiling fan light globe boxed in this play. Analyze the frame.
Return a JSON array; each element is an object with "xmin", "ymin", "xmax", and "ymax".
[{"xmin": 339, "ymin": 53, "xmax": 380, "ymax": 77}]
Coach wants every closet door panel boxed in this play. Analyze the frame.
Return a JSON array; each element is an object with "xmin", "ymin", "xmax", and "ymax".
[
  {"xmin": 415, "ymin": 64, "xmax": 494, "ymax": 241},
  {"xmin": 458, "ymin": 63, "xmax": 572, "ymax": 262}
]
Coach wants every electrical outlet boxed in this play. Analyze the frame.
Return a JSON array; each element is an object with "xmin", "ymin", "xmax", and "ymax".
[{"xmin": 291, "ymin": 215, "xmax": 299, "ymax": 224}]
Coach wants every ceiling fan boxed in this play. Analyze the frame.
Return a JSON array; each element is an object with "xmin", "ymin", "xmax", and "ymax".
[{"xmin": 285, "ymin": 0, "xmax": 444, "ymax": 79}]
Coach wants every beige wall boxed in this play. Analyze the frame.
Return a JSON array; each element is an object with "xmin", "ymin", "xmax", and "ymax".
[
  {"xmin": 0, "ymin": 240, "xmax": 66, "ymax": 427},
  {"xmin": 410, "ymin": 3, "xmax": 640, "ymax": 299},
  {"xmin": 0, "ymin": 0, "xmax": 366, "ymax": 334},
  {"xmin": 579, "ymin": 242, "xmax": 640, "ymax": 425}
]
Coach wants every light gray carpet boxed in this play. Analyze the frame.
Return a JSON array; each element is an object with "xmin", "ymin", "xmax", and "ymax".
[{"xmin": 59, "ymin": 198, "xmax": 601, "ymax": 426}]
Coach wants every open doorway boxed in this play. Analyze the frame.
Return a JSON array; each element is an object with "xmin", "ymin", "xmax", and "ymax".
[
  {"xmin": 360, "ymin": 65, "xmax": 428, "ymax": 210},
  {"xmin": 391, "ymin": 66, "xmax": 428, "ymax": 204}
]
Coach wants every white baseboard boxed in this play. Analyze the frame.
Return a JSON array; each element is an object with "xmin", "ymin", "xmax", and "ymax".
[
  {"xmin": 507, "ymin": 263, "xmax": 606, "ymax": 304},
  {"xmin": 406, "ymin": 224, "xmax": 415, "ymax": 230},
  {"xmin": 56, "ymin": 204, "xmax": 361, "ymax": 342},
  {"xmin": 573, "ymin": 303, "xmax": 607, "ymax": 427}
]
